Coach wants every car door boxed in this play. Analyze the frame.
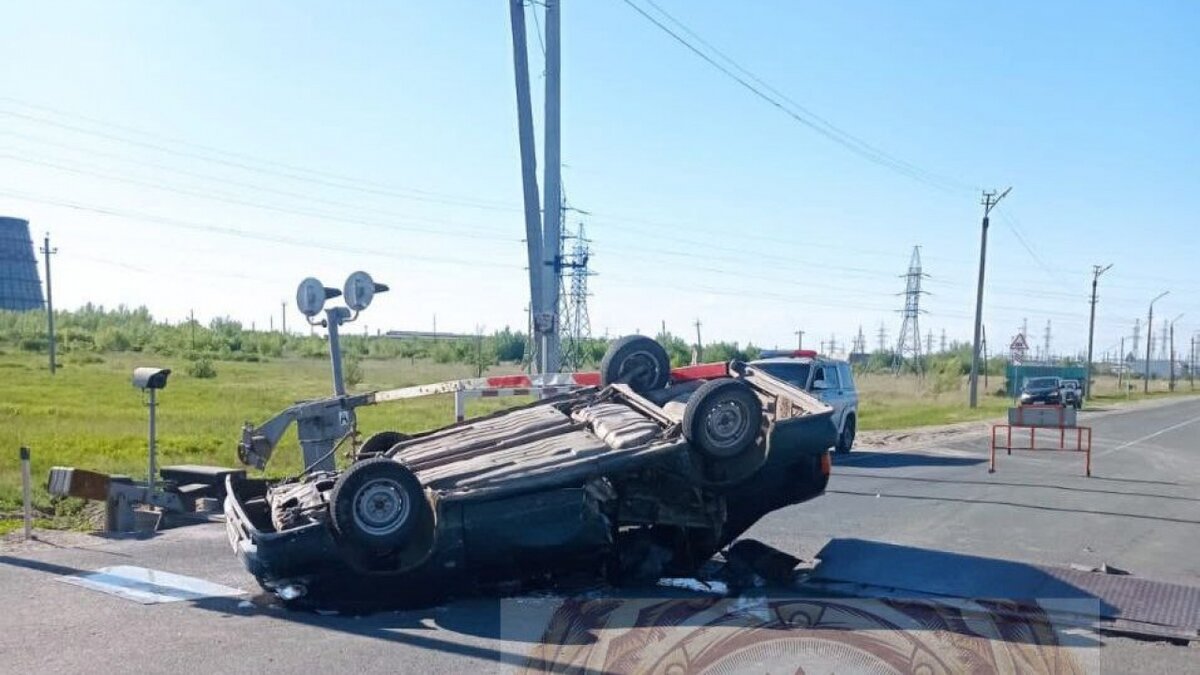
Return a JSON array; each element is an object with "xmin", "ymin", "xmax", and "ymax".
[{"xmin": 812, "ymin": 364, "xmax": 846, "ymax": 431}]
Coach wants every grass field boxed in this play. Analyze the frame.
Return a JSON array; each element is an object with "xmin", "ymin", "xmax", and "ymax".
[{"xmin": 2, "ymin": 350, "xmax": 1194, "ymax": 532}]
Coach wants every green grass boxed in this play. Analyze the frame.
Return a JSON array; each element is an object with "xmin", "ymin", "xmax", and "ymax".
[{"xmin": 0, "ymin": 351, "xmax": 524, "ymax": 522}]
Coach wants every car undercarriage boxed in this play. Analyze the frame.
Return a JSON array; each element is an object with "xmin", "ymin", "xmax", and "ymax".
[{"xmin": 225, "ymin": 337, "xmax": 837, "ymax": 609}]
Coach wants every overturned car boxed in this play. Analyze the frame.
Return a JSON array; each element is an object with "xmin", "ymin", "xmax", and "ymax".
[{"xmin": 224, "ymin": 336, "xmax": 837, "ymax": 607}]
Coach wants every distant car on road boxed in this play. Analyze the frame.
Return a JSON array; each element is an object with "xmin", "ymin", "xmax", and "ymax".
[
  {"xmin": 1060, "ymin": 379, "xmax": 1083, "ymax": 409},
  {"xmin": 751, "ymin": 350, "xmax": 859, "ymax": 453},
  {"xmin": 1020, "ymin": 376, "xmax": 1063, "ymax": 406}
]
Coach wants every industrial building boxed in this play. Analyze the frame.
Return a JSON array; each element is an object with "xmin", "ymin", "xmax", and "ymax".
[{"xmin": 0, "ymin": 217, "xmax": 45, "ymax": 311}]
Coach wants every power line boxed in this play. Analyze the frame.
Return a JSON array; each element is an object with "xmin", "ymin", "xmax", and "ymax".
[
  {"xmin": 0, "ymin": 189, "xmax": 521, "ymax": 271},
  {"xmin": 0, "ymin": 152, "xmax": 518, "ymax": 243},
  {"xmin": 0, "ymin": 130, "xmax": 513, "ymax": 236},
  {"xmin": 0, "ymin": 106, "xmax": 522, "ymax": 214},
  {"xmin": 619, "ymin": 0, "xmax": 974, "ymax": 194}
]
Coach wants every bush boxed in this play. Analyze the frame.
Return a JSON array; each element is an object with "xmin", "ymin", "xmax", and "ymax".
[
  {"xmin": 187, "ymin": 357, "xmax": 217, "ymax": 379},
  {"xmin": 343, "ymin": 355, "xmax": 364, "ymax": 387}
]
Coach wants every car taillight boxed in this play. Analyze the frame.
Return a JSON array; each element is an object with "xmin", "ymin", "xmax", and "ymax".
[{"xmin": 821, "ymin": 451, "xmax": 832, "ymax": 476}]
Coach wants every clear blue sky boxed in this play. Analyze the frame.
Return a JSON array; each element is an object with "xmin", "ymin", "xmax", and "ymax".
[{"xmin": 1, "ymin": 1, "xmax": 1197, "ymax": 359}]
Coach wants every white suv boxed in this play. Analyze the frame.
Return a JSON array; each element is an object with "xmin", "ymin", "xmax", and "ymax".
[{"xmin": 751, "ymin": 350, "xmax": 859, "ymax": 453}]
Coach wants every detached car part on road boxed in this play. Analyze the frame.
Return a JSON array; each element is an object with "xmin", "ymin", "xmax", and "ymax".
[{"xmin": 225, "ymin": 336, "xmax": 837, "ymax": 607}]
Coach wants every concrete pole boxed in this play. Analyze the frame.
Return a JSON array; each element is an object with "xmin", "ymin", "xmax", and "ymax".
[
  {"xmin": 1086, "ymin": 264, "xmax": 1112, "ymax": 401},
  {"xmin": 508, "ymin": 0, "xmax": 545, "ymax": 372},
  {"xmin": 541, "ymin": 0, "xmax": 562, "ymax": 374},
  {"xmin": 1145, "ymin": 292, "xmax": 1168, "ymax": 393},
  {"xmin": 41, "ymin": 233, "xmax": 56, "ymax": 375},
  {"xmin": 968, "ymin": 212, "xmax": 991, "ymax": 407}
]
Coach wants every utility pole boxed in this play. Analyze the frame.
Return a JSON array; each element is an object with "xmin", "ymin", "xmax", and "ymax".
[
  {"xmin": 940, "ymin": 329, "xmax": 947, "ymax": 354},
  {"xmin": 969, "ymin": 187, "xmax": 1011, "ymax": 407},
  {"xmin": 1191, "ymin": 333, "xmax": 1197, "ymax": 390},
  {"xmin": 189, "ymin": 309, "xmax": 196, "ymax": 350},
  {"xmin": 281, "ymin": 301, "xmax": 287, "ymax": 335},
  {"xmin": 693, "ymin": 319, "xmax": 702, "ymax": 363},
  {"xmin": 1145, "ymin": 291, "xmax": 1168, "ymax": 393},
  {"xmin": 1085, "ymin": 264, "xmax": 1113, "ymax": 398},
  {"xmin": 1169, "ymin": 314, "xmax": 1184, "ymax": 391},
  {"xmin": 982, "ymin": 324, "xmax": 989, "ymax": 390},
  {"xmin": 661, "ymin": 319, "xmax": 667, "ymax": 339},
  {"xmin": 795, "ymin": 329, "xmax": 804, "ymax": 350},
  {"xmin": 925, "ymin": 330, "xmax": 934, "ymax": 356},
  {"xmin": 1132, "ymin": 319, "xmax": 1140, "ymax": 357},
  {"xmin": 1118, "ymin": 337, "xmax": 1125, "ymax": 392},
  {"xmin": 877, "ymin": 323, "xmax": 887, "ymax": 353},
  {"xmin": 508, "ymin": 0, "xmax": 545, "ymax": 373},
  {"xmin": 540, "ymin": 0, "xmax": 563, "ymax": 374},
  {"xmin": 39, "ymin": 233, "xmax": 57, "ymax": 374}
]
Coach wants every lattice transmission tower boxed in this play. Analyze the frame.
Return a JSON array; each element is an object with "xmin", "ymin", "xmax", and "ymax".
[
  {"xmin": 892, "ymin": 246, "xmax": 929, "ymax": 374},
  {"xmin": 558, "ymin": 221, "xmax": 593, "ymax": 371}
]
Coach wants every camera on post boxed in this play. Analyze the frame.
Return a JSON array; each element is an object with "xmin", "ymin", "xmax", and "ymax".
[{"xmin": 132, "ymin": 367, "xmax": 171, "ymax": 391}]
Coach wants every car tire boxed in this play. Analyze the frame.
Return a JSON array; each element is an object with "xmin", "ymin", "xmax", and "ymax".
[
  {"xmin": 358, "ymin": 430, "xmax": 410, "ymax": 458},
  {"xmin": 683, "ymin": 378, "xmax": 762, "ymax": 459},
  {"xmin": 600, "ymin": 335, "xmax": 672, "ymax": 393},
  {"xmin": 835, "ymin": 415, "xmax": 856, "ymax": 454},
  {"xmin": 329, "ymin": 457, "xmax": 424, "ymax": 557}
]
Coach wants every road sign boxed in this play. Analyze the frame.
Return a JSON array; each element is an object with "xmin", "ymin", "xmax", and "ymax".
[{"xmin": 1010, "ymin": 333, "xmax": 1029, "ymax": 364}]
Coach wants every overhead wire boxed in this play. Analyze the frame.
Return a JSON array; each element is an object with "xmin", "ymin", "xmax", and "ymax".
[
  {"xmin": 0, "ymin": 188, "xmax": 523, "ymax": 271},
  {"xmin": 618, "ymin": 0, "xmax": 973, "ymax": 195}
]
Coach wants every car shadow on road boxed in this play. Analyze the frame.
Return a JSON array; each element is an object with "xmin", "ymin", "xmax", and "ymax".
[
  {"xmin": 833, "ymin": 450, "xmax": 985, "ymax": 469},
  {"xmin": 0, "ymin": 541, "xmax": 1106, "ymax": 671}
]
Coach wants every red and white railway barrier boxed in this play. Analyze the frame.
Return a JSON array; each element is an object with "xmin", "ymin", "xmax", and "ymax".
[{"xmin": 367, "ymin": 362, "xmax": 732, "ymax": 422}]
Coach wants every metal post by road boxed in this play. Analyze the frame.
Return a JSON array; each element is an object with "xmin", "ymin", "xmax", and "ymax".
[
  {"xmin": 326, "ymin": 309, "xmax": 347, "ymax": 397},
  {"xmin": 795, "ymin": 329, "xmax": 804, "ymax": 350},
  {"xmin": 1145, "ymin": 292, "xmax": 1168, "ymax": 393},
  {"xmin": 540, "ymin": 0, "xmax": 563, "ymax": 375},
  {"xmin": 969, "ymin": 187, "xmax": 1011, "ymax": 408},
  {"xmin": 1169, "ymin": 314, "xmax": 1184, "ymax": 391},
  {"xmin": 1086, "ymin": 264, "xmax": 1113, "ymax": 400},
  {"xmin": 40, "ymin": 233, "xmax": 57, "ymax": 375},
  {"xmin": 1118, "ymin": 337, "xmax": 1125, "ymax": 392},
  {"xmin": 508, "ymin": 0, "xmax": 545, "ymax": 372},
  {"xmin": 147, "ymin": 390, "xmax": 157, "ymax": 491},
  {"xmin": 21, "ymin": 446, "xmax": 33, "ymax": 540}
]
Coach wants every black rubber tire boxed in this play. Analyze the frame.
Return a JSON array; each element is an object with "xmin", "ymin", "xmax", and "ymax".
[
  {"xmin": 683, "ymin": 378, "xmax": 761, "ymax": 459},
  {"xmin": 599, "ymin": 335, "xmax": 671, "ymax": 393},
  {"xmin": 329, "ymin": 457, "xmax": 424, "ymax": 556},
  {"xmin": 835, "ymin": 415, "xmax": 856, "ymax": 454},
  {"xmin": 358, "ymin": 431, "xmax": 410, "ymax": 457}
]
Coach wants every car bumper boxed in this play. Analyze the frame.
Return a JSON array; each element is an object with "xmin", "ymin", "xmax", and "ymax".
[{"xmin": 224, "ymin": 477, "xmax": 344, "ymax": 584}]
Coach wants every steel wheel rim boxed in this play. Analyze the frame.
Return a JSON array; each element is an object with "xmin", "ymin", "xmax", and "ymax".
[
  {"xmin": 704, "ymin": 398, "xmax": 751, "ymax": 453},
  {"xmin": 353, "ymin": 477, "xmax": 410, "ymax": 536},
  {"xmin": 618, "ymin": 350, "xmax": 660, "ymax": 390}
]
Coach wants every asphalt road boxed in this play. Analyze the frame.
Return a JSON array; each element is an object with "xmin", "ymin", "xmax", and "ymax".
[{"xmin": 2, "ymin": 396, "xmax": 1198, "ymax": 673}]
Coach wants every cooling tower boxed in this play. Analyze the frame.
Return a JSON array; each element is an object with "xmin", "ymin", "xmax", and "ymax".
[{"xmin": 0, "ymin": 217, "xmax": 45, "ymax": 311}]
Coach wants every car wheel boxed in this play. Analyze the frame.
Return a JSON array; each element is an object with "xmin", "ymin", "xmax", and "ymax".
[
  {"xmin": 329, "ymin": 457, "xmax": 424, "ymax": 556},
  {"xmin": 683, "ymin": 379, "xmax": 762, "ymax": 459},
  {"xmin": 835, "ymin": 415, "xmax": 856, "ymax": 454},
  {"xmin": 358, "ymin": 430, "xmax": 410, "ymax": 458},
  {"xmin": 600, "ymin": 335, "xmax": 672, "ymax": 393}
]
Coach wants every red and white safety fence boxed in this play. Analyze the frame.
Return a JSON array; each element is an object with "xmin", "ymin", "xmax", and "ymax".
[{"xmin": 367, "ymin": 362, "xmax": 731, "ymax": 422}]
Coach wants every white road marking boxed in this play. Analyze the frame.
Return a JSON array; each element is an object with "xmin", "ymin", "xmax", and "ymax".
[
  {"xmin": 59, "ymin": 565, "xmax": 245, "ymax": 604},
  {"xmin": 1097, "ymin": 413, "xmax": 1200, "ymax": 457}
]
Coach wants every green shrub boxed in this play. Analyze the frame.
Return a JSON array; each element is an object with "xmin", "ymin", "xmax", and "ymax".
[
  {"xmin": 187, "ymin": 357, "xmax": 217, "ymax": 379},
  {"xmin": 344, "ymin": 355, "xmax": 364, "ymax": 387}
]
